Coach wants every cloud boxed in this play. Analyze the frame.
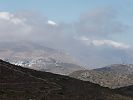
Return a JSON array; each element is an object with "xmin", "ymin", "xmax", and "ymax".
[
  {"xmin": 0, "ymin": 10, "xmax": 131, "ymax": 68},
  {"xmin": 0, "ymin": 12, "xmax": 12, "ymax": 20},
  {"xmin": 78, "ymin": 36, "xmax": 130, "ymax": 49},
  {"xmin": 0, "ymin": 12, "xmax": 32, "ymax": 42},
  {"xmin": 75, "ymin": 7, "xmax": 128, "ymax": 37},
  {"xmin": 47, "ymin": 20, "xmax": 57, "ymax": 26},
  {"xmin": 0, "ymin": 12, "xmax": 25, "ymax": 24}
]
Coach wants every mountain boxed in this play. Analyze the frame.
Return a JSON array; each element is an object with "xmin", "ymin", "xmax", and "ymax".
[
  {"xmin": 94, "ymin": 64, "xmax": 133, "ymax": 75},
  {"xmin": 69, "ymin": 64, "xmax": 133, "ymax": 88},
  {"xmin": 0, "ymin": 59, "xmax": 132, "ymax": 100},
  {"xmin": 0, "ymin": 42, "xmax": 83, "ymax": 75}
]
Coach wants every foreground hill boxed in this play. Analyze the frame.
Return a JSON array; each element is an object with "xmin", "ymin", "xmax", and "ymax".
[
  {"xmin": 114, "ymin": 85, "xmax": 133, "ymax": 97},
  {"xmin": 0, "ymin": 60, "xmax": 132, "ymax": 100},
  {"xmin": 69, "ymin": 64, "xmax": 133, "ymax": 88}
]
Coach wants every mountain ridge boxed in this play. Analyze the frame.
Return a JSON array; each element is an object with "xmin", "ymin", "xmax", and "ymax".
[{"xmin": 0, "ymin": 42, "xmax": 84, "ymax": 75}]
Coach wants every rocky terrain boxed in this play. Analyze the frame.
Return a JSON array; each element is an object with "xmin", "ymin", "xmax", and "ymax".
[
  {"xmin": 0, "ymin": 59, "xmax": 133, "ymax": 100},
  {"xmin": 70, "ymin": 64, "xmax": 133, "ymax": 88}
]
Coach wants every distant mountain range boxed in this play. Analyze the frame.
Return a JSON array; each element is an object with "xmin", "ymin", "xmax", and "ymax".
[
  {"xmin": 94, "ymin": 64, "xmax": 133, "ymax": 74},
  {"xmin": 70, "ymin": 64, "xmax": 133, "ymax": 88},
  {"xmin": 0, "ymin": 42, "xmax": 84, "ymax": 75},
  {"xmin": 0, "ymin": 59, "xmax": 133, "ymax": 100}
]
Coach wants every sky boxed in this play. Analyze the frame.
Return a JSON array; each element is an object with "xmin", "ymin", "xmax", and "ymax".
[
  {"xmin": 0, "ymin": 0, "xmax": 132, "ymax": 22},
  {"xmin": 0, "ymin": 0, "xmax": 133, "ymax": 68}
]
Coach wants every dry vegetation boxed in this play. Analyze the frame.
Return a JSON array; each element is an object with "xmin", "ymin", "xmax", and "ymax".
[{"xmin": 0, "ymin": 60, "xmax": 133, "ymax": 100}]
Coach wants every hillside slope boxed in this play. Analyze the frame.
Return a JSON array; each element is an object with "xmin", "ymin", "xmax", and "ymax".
[
  {"xmin": 69, "ymin": 64, "xmax": 133, "ymax": 88},
  {"xmin": 0, "ymin": 60, "xmax": 132, "ymax": 100}
]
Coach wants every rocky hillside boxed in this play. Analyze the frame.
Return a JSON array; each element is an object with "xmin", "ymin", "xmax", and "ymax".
[
  {"xmin": 0, "ymin": 60, "xmax": 132, "ymax": 100},
  {"xmin": 6, "ymin": 58, "xmax": 83, "ymax": 75},
  {"xmin": 70, "ymin": 64, "xmax": 133, "ymax": 88}
]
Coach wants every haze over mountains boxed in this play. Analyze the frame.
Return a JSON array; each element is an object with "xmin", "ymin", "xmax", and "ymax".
[
  {"xmin": 0, "ymin": 10, "xmax": 132, "ymax": 68},
  {"xmin": 0, "ymin": 42, "xmax": 84, "ymax": 75}
]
